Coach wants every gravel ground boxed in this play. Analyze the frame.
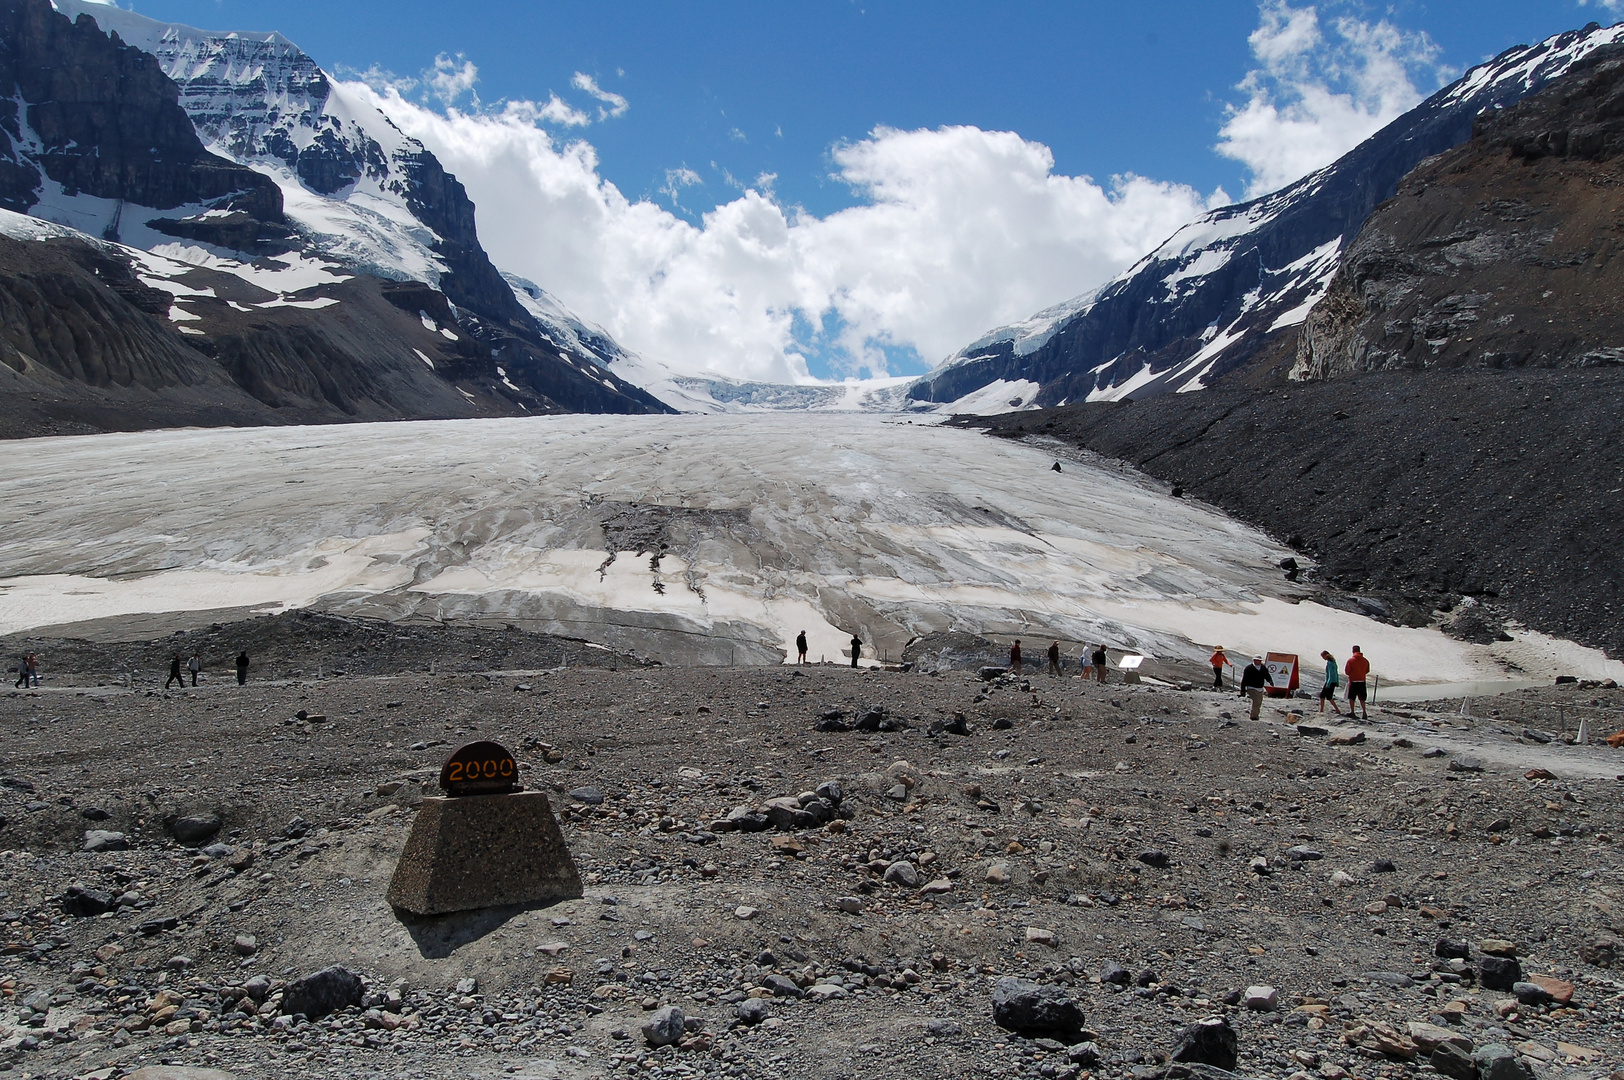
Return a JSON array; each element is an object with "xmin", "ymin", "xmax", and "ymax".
[{"xmin": 0, "ymin": 618, "xmax": 1621, "ymax": 1080}]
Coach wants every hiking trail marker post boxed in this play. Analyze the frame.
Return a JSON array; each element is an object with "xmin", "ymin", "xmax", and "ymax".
[{"xmin": 386, "ymin": 740, "xmax": 582, "ymax": 915}]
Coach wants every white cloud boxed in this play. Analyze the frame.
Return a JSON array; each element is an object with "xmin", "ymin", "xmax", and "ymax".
[
  {"xmin": 531, "ymin": 95, "xmax": 592, "ymax": 128},
  {"xmin": 1217, "ymin": 2, "xmax": 1454, "ymax": 198},
  {"xmin": 345, "ymin": 81, "xmax": 1216, "ymax": 382},
  {"xmin": 1579, "ymin": 0, "xmax": 1624, "ymax": 13},
  {"xmin": 424, "ymin": 53, "xmax": 480, "ymax": 106},
  {"xmin": 571, "ymin": 72, "xmax": 629, "ymax": 121},
  {"xmin": 660, "ymin": 166, "xmax": 703, "ymax": 205}
]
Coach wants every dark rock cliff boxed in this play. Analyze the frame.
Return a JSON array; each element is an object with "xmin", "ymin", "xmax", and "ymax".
[
  {"xmin": 1296, "ymin": 44, "xmax": 1624, "ymax": 379},
  {"xmin": 0, "ymin": 0, "xmax": 281, "ymax": 221}
]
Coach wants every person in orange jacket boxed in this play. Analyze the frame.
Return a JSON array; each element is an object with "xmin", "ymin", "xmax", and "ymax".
[
  {"xmin": 1344, "ymin": 645, "xmax": 1371, "ymax": 720},
  {"xmin": 1209, "ymin": 646, "xmax": 1228, "ymax": 690}
]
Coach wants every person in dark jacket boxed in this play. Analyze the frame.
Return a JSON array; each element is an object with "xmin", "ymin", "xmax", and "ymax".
[
  {"xmin": 1239, "ymin": 655, "xmax": 1275, "ymax": 720},
  {"xmin": 1047, "ymin": 641, "xmax": 1061, "ymax": 676},
  {"xmin": 165, "ymin": 653, "xmax": 185, "ymax": 690},
  {"xmin": 1009, "ymin": 640, "xmax": 1022, "ymax": 673},
  {"xmin": 849, "ymin": 634, "xmax": 862, "ymax": 668},
  {"xmin": 235, "ymin": 651, "xmax": 250, "ymax": 685},
  {"xmin": 795, "ymin": 631, "xmax": 808, "ymax": 665},
  {"xmin": 1090, "ymin": 644, "xmax": 1108, "ymax": 684}
]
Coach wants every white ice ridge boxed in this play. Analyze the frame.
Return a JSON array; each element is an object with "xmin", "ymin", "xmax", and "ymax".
[{"xmin": 1, "ymin": 416, "xmax": 1619, "ymax": 685}]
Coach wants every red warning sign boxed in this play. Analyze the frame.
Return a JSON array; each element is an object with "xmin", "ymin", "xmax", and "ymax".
[{"xmin": 1264, "ymin": 652, "xmax": 1299, "ymax": 698}]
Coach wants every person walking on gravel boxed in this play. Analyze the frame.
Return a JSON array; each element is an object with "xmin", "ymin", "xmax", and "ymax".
[
  {"xmin": 795, "ymin": 631, "xmax": 808, "ymax": 665},
  {"xmin": 187, "ymin": 653, "xmax": 201, "ymax": 687},
  {"xmin": 1047, "ymin": 641, "xmax": 1061, "ymax": 676},
  {"xmin": 1344, "ymin": 645, "xmax": 1371, "ymax": 720},
  {"xmin": 1009, "ymin": 640, "xmax": 1022, "ymax": 674},
  {"xmin": 1318, "ymin": 650, "xmax": 1343, "ymax": 715},
  {"xmin": 13, "ymin": 655, "xmax": 27, "ymax": 689},
  {"xmin": 25, "ymin": 653, "xmax": 37, "ymax": 688},
  {"xmin": 1239, "ymin": 655, "xmax": 1274, "ymax": 721},
  {"xmin": 235, "ymin": 651, "xmax": 250, "ymax": 686},
  {"xmin": 165, "ymin": 653, "xmax": 185, "ymax": 690},
  {"xmin": 849, "ymin": 633, "xmax": 862, "ymax": 669},
  {"xmin": 1090, "ymin": 644, "xmax": 1109, "ymax": 684},
  {"xmin": 1209, "ymin": 645, "xmax": 1228, "ymax": 690}
]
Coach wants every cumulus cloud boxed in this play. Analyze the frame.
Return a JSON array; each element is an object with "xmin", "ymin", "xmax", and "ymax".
[
  {"xmin": 660, "ymin": 166, "xmax": 703, "ymax": 205},
  {"xmin": 424, "ymin": 53, "xmax": 480, "ymax": 106},
  {"xmin": 1217, "ymin": 1, "xmax": 1454, "ymax": 198},
  {"xmin": 1579, "ymin": 0, "xmax": 1624, "ymax": 13},
  {"xmin": 344, "ymin": 81, "xmax": 1216, "ymax": 381},
  {"xmin": 572, "ymin": 73, "xmax": 629, "ymax": 120}
]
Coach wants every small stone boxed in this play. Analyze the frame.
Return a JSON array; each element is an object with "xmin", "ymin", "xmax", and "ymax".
[
  {"xmin": 920, "ymin": 877, "xmax": 952, "ymax": 894},
  {"xmin": 1343, "ymin": 1020, "xmax": 1418, "ymax": 1060},
  {"xmin": 1511, "ymin": 981, "xmax": 1553, "ymax": 1006},
  {"xmin": 1435, "ymin": 938, "xmax": 1471, "ymax": 960},
  {"xmin": 926, "ymin": 1018, "xmax": 963, "ymax": 1036},
  {"xmin": 641, "ymin": 1005, "xmax": 685, "ymax": 1047},
  {"xmin": 734, "ymin": 905, "xmax": 758, "ymax": 920},
  {"xmin": 833, "ymin": 896, "xmax": 864, "ymax": 914},
  {"xmin": 883, "ymin": 860, "xmax": 920, "ymax": 887},
  {"xmin": 60, "ymin": 884, "xmax": 115, "ymax": 917},
  {"xmin": 806, "ymin": 983, "xmax": 847, "ymax": 1002},
  {"xmin": 1478, "ymin": 955, "xmax": 1522, "ymax": 992},
  {"xmin": 1286, "ymin": 845, "xmax": 1323, "ymax": 861},
  {"xmin": 762, "ymin": 974, "xmax": 803, "ymax": 998},
  {"xmin": 83, "ymin": 829, "xmax": 127, "ymax": 852},
  {"xmin": 1407, "ymin": 1021, "xmax": 1471, "ymax": 1055},
  {"xmin": 735, "ymin": 998, "xmax": 767, "ymax": 1025},
  {"xmin": 1137, "ymin": 849, "xmax": 1171, "ymax": 868},
  {"xmin": 1024, "ymin": 927, "xmax": 1057, "ymax": 948},
  {"xmin": 1478, "ymin": 937, "xmax": 1517, "ymax": 957},
  {"xmin": 984, "ymin": 861, "xmax": 1012, "ymax": 884},
  {"xmin": 1472, "ymin": 1042, "xmax": 1535, "ymax": 1080},
  {"xmin": 232, "ymin": 934, "xmax": 257, "ymax": 956},
  {"xmin": 567, "ymin": 785, "xmax": 604, "ymax": 805},
  {"xmin": 168, "ymin": 813, "xmax": 223, "ymax": 845},
  {"xmin": 1448, "ymin": 756, "xmax": 1483, "ymax": 772},
  {"xmin": 281, "ymin": 966, "xmax": 363, "ymax": 1019},
  {"xmin": 1526, "ymin": 974, "xmax": 1574, "ymax": 1005},
  {"xmin": 1362, "ymin": 971, "xmax": 1413, "ymax": 988},
  {"xmin": 1243, "ymin": 985, "xmax": 1278, "ymax": 1011},
  {"xmin": 1100, "ymin": 962, "xmax": 1131, "ymax": 985},
  {"xmin": 1430, "ymin": 1042, "xmax": 1477, "ymax": 1080}
]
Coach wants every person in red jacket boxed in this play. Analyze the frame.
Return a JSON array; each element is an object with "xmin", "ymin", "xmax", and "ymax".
[
  {"xmin": 1209, "ymin": 646, "xmax": 1228, "ymax": 690},
  {"xmin": 1344, "ymin": 645, "xmax": 1371, "ymax": 720},
  {"xmin": 1009, "ymin": 640, "xmax": 1022, "ymax": 674}
]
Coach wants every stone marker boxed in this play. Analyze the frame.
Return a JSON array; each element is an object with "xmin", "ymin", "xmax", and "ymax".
[{"xmin": 386, "ymin": 740, "xmax": 583, "ymax": 915}]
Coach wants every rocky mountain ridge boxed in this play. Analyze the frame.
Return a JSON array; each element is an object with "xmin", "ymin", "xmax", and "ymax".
[{"xmin": 911, "ymin": 21, "xmax": 1624, "ymax": 413}]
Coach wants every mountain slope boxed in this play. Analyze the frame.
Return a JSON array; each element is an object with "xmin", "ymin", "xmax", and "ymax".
[
  {"xmin": 0, "ymin": 0, "xmax": 670, "ymax": 430},
  {"xmin": 912, "ymin": 21, "xmax": 1624, "ymax": 411}
]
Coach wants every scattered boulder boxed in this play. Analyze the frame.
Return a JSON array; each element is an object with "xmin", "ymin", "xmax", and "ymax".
[
  {"xmin": 883, "ymin": 860, "xmax": 920, "ymax": 887},
  {"xmin": 281, "ymin": 966, "xmax": 363, "ymax": 1019},
  {"xmin": 1170, "ymin": 1016, "xmax": 1238, "ymax": 1071},
  {"xmin": 1511, "ymin": 981, "xmax": 1553, "ymax": 1006},
  {"xmin": 60, "ymin": 884, "xmax": 114, "ymax": 917},
  {"xmin": 641, "ymin": 1005, "xmax": 686, "ymax": 1047},
  {"xmin": 990, "ymin": 977, "xmax": 1085, "ymax": 1041},
  {"xmin": 168, "ymin": 813, "xmax": 223, "ymax": 845},
  {"xmin": 735, "ymin": 999, "xmax": 767, "ymax": 1026},
  {"xmin": 762, "ymin": 974, "xmax": 803, "ymax": 998},
  {"xmin": 1473, "ymin": 1043, "xmax": 1535, "ymax": 1080},
  {"xmin": 926, "ymin": 1018, "xmax": 963, "ymax": 1036},
  {"xmin": 1137, "ymin": 849, "xmax": 1171, "ymax": 868},
  {"xmin": 1100, "ymin": 962, "xmax": 1131, "ymax": 986},
  {"xmin": 1478, "ymin": 955, "xmax": 1522, "ymax": 991},
  {"xmin": 1430, "ymin": 1042, "xmax": 1477, "ymax": 1080},
  {"xmin": 1448, "ymin": 756, "xmax": 1483, "ymax": 773},
  {"xmin": 83, "ymin": 829, "xmax": 128, "ymax": 853},
  {"xmin": 566, "ymin": 786, "xmax": 604, "ymax": 805},
  {"xmin": 1242, "ymin": 985, "xmax": 1278, "ymax": 1011},
  {"xmin": 1435, "ymin": 938, "xmax": 1472, "ymax": 960}
]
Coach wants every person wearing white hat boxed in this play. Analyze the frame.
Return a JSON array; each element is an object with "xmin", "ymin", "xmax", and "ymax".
[{"xmin": 1238, "ymin": 654, "xmax": 1275, "ymax": 721}]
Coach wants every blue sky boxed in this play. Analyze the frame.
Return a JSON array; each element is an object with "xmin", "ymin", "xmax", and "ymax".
[{"xmin": 105, "ymin": 0, "xmax": 1624, "ymax": 380}]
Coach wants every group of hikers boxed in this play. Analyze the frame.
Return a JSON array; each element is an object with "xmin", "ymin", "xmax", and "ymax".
[
  {"xmin": 1007, "ymin": 639, "xmax": 1111, "ymax": 682},
  {"xmin": 165, "ymin": 650, "xmax": 253, "ymax": 689},
  {"xmin": 11, "ymin": 652, "xmax": 38, "ymax": 688},
  {"xmin": 1215, "ymin": 643, "xmax": 1372, "ymax": 722}
]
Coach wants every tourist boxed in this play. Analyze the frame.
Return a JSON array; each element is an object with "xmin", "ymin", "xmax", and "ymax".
[
  {"xmin": 849, "ymin": 633, "xmax": 862, "ymax": 669},
  {"xmin": 1209, "ymin": 645, "xmax": 1228, "ymax": 690},
  {"xmin": 796, "ymin": 630, "xmax": 808, "ymax": 665},
  {"xmin": 1318, "ymin": 650, "xmax": 1342, "ymax": 715},
  {"xmin": 188, "ymin": 653, "xmax": 201, "ymax": 687},
  {"xmin": 1239, "ymin": 655, "xmax": 1274, "ymax": 720},
  {"xmin": 25, "ymin": 653, "xmax": 37, "ymax": 688},
  {"xmin": 1009, "ymin": 639, "xmax": 1022, "ymax": 674},
  {"xmin": 1090, "ymin": 644, "xmax": 1108, "ymax": 684},
  {"xmin": 13, "ymin": 655, "xmax": 27, "ymax": 689},
  {"xmin": 1345, "ymin": 645, "xmax": 1371, "ymax": 720},
  {"xmin": 236, "ymin": 651, "xmax": 250, "ymax": 686},
  {"xmin": 165, "ymin": 653, "xmax": 185, "ymax": 690},
  {"xmin": 1047, "ymin": 641, "xmax": 1061, "ymax": 676}
]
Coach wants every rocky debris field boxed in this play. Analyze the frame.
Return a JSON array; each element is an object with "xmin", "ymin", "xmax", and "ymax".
[{"xmin": 0, "ymin": 617, "xmax": 1622, "ymax": 1080}]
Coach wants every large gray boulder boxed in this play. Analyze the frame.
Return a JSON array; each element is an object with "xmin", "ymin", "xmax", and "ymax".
[
  {"xmin": 281, "ymin": 966, "xmax": 363, "ymax": 1019},
  {"xmin": 991, "ymin": 977, "xmax": 1085, "ymax": 1041}
]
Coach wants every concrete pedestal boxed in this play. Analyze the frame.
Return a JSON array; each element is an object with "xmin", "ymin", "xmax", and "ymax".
[{"xmin": 386, "ymin": 791, "xmax": 583, "ymax": 915}]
